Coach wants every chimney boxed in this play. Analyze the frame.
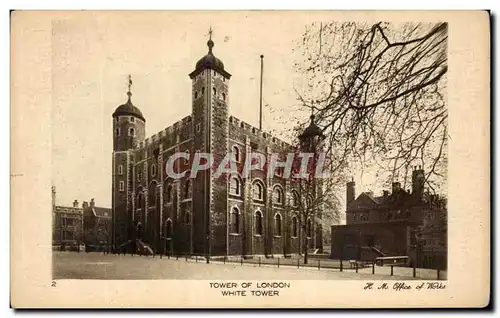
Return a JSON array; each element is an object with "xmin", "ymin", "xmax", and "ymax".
[
  {"xmin": 346, "ymin": 178, "xmax": 356, "ymax": 207},
  {"xmin": 392, "ymin": 182, "xmax": 401, "ymax": 194},
  {"xmin": 90, "ymin": 198, "xmax": 95, "ymax": 208},
  {"xmin": 73, "ymin": 199, "xmax": 79, "ymax": 208},
  {"xmin": 412, "ymin": 166, "xmax": 425, "ymax": 199},
  {"xmin": 82, "ymin": 201, "xmax": 89, "ymax": 209}
]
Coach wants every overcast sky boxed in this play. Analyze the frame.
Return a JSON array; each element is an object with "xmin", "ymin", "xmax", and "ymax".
[{"xmin": 51, "ymin": 11, "xmax": 377, "ymax": 209}]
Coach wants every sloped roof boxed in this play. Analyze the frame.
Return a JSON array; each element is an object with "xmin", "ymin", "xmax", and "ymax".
[{"xmin": 84, "ymin": 206, "xmax": 112, "ymax": 218}]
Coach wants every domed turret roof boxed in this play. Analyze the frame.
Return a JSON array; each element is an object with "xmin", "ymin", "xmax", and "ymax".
[
  {"xmin": 299, "ymin": 115, "xmax": 324, "ymax": 140},
  {"xmin": 112, "ymin": 92, "xmax": 145, "ymax": 122},
  {"xmin": 189, "ymin": 31, "xmax": 231, "ymax": 79}
]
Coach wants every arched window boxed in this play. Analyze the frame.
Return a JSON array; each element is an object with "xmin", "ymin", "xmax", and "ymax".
[
  {"xmin": 306, "ymin": 218, "xmax": 312, "ymax": 238},
  {"xmin": 232, "ymin": 145, "xmax": 240, "ymax": 162},
  {"xmin": 273, "ymin": 186, "xmax": 283, "ymax": 204},
  {"xmin": 166, "ymin": 184, "xmax": 173, "ymax": 203},
  {"xmin": 292, "ymin": 216, "xmax": 298, "ymax": 237},
  {"xmin": 183, "ymin": 180, "xmax": 190, "ymax": 198},
  {"xmin": 291, "ymin": 191, "xmax": 299, "ymax": 207},
  {"xmin": 165, "ymin": 219, "xmax": 173, "ymax": 239},
  {"xmin": 118, "ymin": 165, "xmax": 123, "ymax": 175},
  {"xmin": 129, "ymin": 127, "xmax": 135, "ymax": 137},
  {"xmin": 253, "ymin": 181, "xmax": 264, "ymax": 201},
  {"xmin": 255, "ymin": 211, "xmax": 263, "ymax": 236},
  {"xmin": 130, "ymin": 116, "xmax": 135, "ymax": 123},
  {"xmin": 136, "ymin": 191, "xmax": 143, "ymax": 209},
  {"xmin": 229, "ymin": 177, "xmax": 241, "ymax": 196},
  {"xmin": 222, "ymin": 92, "xmax": 226, "ymax": 101},
  {"xmin": 274, "ymin": 213, "xmax": 282, "ymax": 236},
  {"xmin": 230, "ymin": 207, "xmax": 240, "ymax": 234},
  {"xmin": 213, "ymin": 87, "xmax": 217, "ymax": 97},
  {"xmin": 151, "ymin": 164, "xmax": 156, "ymax": 177}
]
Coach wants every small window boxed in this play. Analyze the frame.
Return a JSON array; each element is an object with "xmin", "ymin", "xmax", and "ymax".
[
  {"xmin": 151, "ymin": 164, "xmax": 156, "ymax": 177},
  {"xmin": 129, "ymin": 127, "xmax": 135, "ymax": 137},
  {"xmin": 252, "ymin": 128, "xmax": 256, "ymax": 134},
  {"xmin": 253, "ymin": 182, "xmax": 264, "ymax": 201},
  {"xmin": 229, "ymin": 117, "xmax": 233, "ymax": 123},
  {"xmin": 118, "ymin": 165, "xmax": 123, "ymax": 175},
  {"xmin": 130, "ymin": 116, "xmax": 135, "ymax": 123},
  {"xmin": 194, "ymin": 91, "xmax": 198, "ymax": 99},
  {"xmin": 222, "ymin": 93, "xmax": 226, "ymax": 101},
  {"xmin": 229, "ymin": 177, "xmax": 241, "ymax": 196},
  {"xmin": 115, "ymin": 128, "xmax": 120, "ymax": 136},
  {"xmin": 292, "ymin": 216, "xmax": 298, "ymax": 237},
  {"xmin": 137, "ymin": 172, "xmax": 142, "ymax": 182},
  {"xmin": 274, "ymin": 213, "xmax": 282, "ymax": 236},
  {"xmin": 202, "ymin": 87, "xmax": 205, "ymax": 95},
  {"xmin": 291, "ymin": 192, "xmax": 299, "ymax": 207},
  {"xmin": 119, "ymin": 181, "xmax": 125, "ymax": 192},
  {"xmin": 116, "ymin": 117, "xmax": 119, "ymax": 122},
  {"xmin": 230, "ymin": 207, "xmax": 240, "ymax": 234},
  {"xmin": 255, "ymin": 211, "xmax": 263, "ymax": 236},
  {"xmin": 166, "ymin": 184, "xmax": 173, "ymax": 202},
  {"xmin": 213, "ymin": 87, "xmax": 217, "ymax": 97},
  {"xmin": 184, "ymin": 180, "xmax": 190, "ymax": 198},
  {"xmin": 213, "ymin": 70, "xmax": 216, "ymax": 77},
  {"xmin": 273, "ymin": 186, "xmax": 283, "ymax": 204},
  {"xmin": 196, "ymin": 123, "xmax": 201, "ymax": 132},
  {"xmin": 232, "ymin": 145, "xmax": 240, "ymax": 162},
  {"xmin": 240, "ymin": 122, "xmax": 244, "ymax": 129}
]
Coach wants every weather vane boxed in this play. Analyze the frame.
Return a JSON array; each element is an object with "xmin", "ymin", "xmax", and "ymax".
[{"xmin": 208, "ymin": 26, "xmax": 213, "ymax": 40}]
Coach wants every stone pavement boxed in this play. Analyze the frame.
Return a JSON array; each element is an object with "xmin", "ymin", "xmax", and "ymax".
[{"xmin": 53, "ymin": 252, "xmax": 445, "ymax": 280}]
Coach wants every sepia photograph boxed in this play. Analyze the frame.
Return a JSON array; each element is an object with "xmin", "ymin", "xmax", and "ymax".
[{"xmin": 11, "ymin": 10, "xmax": 489, "ymax": 308}]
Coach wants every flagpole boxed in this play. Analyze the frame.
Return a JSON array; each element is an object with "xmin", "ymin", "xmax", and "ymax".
[{"xmin": 259, "ymin": 55, "xmax": 264, "ymax": 131}]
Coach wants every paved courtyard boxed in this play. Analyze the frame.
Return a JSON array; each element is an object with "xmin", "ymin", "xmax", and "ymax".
[{"xmin": 53, "ymin": 252, "xmax": 445, "ymax": 280}]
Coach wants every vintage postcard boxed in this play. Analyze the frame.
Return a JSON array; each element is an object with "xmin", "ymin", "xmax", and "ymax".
[{"xmin": 11, "ymin": 10, "xmax": 490, "ymax": 308}]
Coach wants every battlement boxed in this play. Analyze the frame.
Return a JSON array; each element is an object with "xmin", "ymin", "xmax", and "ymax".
[
  {"xmin": 135, "ymin": 115, "xmax": 192, "ymax": 150},
  {"xmin": 229, "ymin": 115, "xmax": 292, "ymax": 149}
]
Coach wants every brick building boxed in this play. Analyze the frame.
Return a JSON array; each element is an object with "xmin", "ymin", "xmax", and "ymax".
[
  {"xmin": 52, "ymin": 186, "xmax": 84, "ymax": 250},
  {"xmin": 83, "ymin": 198, "xmax": 112, "ymax": 251},
  {"xmin": 111, "ymin": 34, "xmax": 322, "ymax": 257},
  {"xmin": 330, "ymin": 167, "xmax": 447, "ymax": 270}
]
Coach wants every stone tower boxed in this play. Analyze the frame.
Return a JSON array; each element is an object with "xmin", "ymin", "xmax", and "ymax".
[
  {"xmin": 111, "ymin": 76, "xmax": 146, "ymax": 249},
  {"xmin": 188, "ymin": 29, "xmax": 231, "ymax": 256}
]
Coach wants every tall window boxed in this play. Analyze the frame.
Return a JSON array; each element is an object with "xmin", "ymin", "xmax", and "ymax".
[
  {"xmin": 292, "ymin": 216, "xmax": 298, "ymax": 237},
  {"xmin": 165, "ymin": 219, "xmax": 173, "ymax": 239},
  {"xmin": 194, "ymin": 91, "xmax": 198, "ymax": 99},
  {"xmin": 306, "ymin": 218, "xmax": 312, "ymax": 238},
  {"xmin": 118, "ymin": 165, "xmax": 123, "ymax": 175},
  {"xmin": 115, "ymin": 128, "xmax": 120, "ymax": 136},
  {"xmin": 274, "ymin": 213, "xmax": 282, "ymax": 236},
  {"xmin": 229, "ymin": 177, "xmax": 241, "ymax": 196},
  {"xmin": 222, "ymin": 92, "xmax": 226, "ymax": 101},
  {"xmin": 273, "ymin": 186, "xmax": 283, "ymax": 204},
  {"xmin": 119, "ymin": 181, "xmax": 124, "ymax": 192},
  {"xmin": 253, "ymin": 181, "xmax": 264, "ymax": 201},
  {"xmin": 183, "ymin": 180, "xmax": 190, "ymax": 198},
  {"xmin": 230, "ymin": 207, "xmax": 240, "ymax": 234},
  {"xmin": 151, "ymin": 164, "xmax": 156, "ymax": 177},
  {"xmin": 255, "ymin": 211, "xmax": 263, "ymax": 235}
]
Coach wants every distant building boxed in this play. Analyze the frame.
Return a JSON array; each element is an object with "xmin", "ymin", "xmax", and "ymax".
[
  {"xmin": 83, "ymin": 198, "xmax": 112, "ymax": 251},
  {"xmin": 52, "ymin": 187, "xmax": 84, "ymax": 250},
  {"xmin": 330, "ymin": 167, "xmax": 447, "ymax": 269}
]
